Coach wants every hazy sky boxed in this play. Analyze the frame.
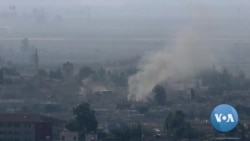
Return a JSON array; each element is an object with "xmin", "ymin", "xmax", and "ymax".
[
  {"xmin": 0, "ymin": 0, "xmax": 249, "ymax": 38},
  {"xmin": 0, "ymin": 0, "xmax": 250, "ymax": 64},
  {"xmin": 0, "ymin": 0, "xmax": 249, "ymax": 13}
]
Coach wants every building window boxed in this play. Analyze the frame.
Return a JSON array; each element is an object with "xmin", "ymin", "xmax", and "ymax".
[
  {"xmin": 0, "ymin": 123, "xmax": 6, "ymax": 127},
  {"xmin": 7, "ymin": 123, "xmax": 12, "ymax": 127},
  {"xmin": 24, "ymin": 130, "xmax": 31, "ymax": 135},
  {"xmin": 14, "ymin": 123, "xmax": 20, "ymax": 127},
  {"xmin": 13, "ymin": 131, "xmax": 20, "ymax": 135},
  {"xmin": 24, "ymin": 123, "xmax": 31, "ymax": 128}
]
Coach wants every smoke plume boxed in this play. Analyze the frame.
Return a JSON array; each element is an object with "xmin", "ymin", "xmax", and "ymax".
[
  {"xmin": 79, "ymin": 77, "xmax": 109, "ymax": 95},
  {"xmin": 128, "ymin": 32, "xmax": 216, "ymax": 101}
]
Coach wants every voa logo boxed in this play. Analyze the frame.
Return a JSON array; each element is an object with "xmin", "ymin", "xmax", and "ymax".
[
  {"xmin": 210, "ymin": 104, "xmax": 238, "ymax": 132},
  {"xmin": 214, "ymin": 113, "xmax": 235, "ymax": 123}
]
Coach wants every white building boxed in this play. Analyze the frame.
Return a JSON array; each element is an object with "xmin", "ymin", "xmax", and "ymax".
[{"xmin": 60, "ymin": 129, "xmax": 79, "ymax": 141}]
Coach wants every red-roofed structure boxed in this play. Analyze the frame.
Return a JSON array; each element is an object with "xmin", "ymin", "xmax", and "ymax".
[{"xmin": 0, "ymin": 113, "xmax": 65, "ymax": 141}]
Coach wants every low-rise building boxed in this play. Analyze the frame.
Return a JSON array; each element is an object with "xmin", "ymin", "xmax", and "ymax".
[
  {"xmin": 60, "ymin": 129, "xmax": 78, "ymax": 141},
  {"xmin": 1, "ymin": 68, "xmax": 20, "ymax": 85},
  {"xmin": 0, "ymin": 113, "xmax": 65, "ymax": 141}
]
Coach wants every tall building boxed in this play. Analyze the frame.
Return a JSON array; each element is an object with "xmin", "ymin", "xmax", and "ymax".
[
  {"xmin": 0, "ymin": 113, "xmax": 65, "ymax": 141},
  {"xmin": 62, "ymin": 62, "xmax": 74, "ymax": 82}
]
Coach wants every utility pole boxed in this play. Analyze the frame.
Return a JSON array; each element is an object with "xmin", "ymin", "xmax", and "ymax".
[
  {"xmin": 141, "ymin": 125, "xmax": 144, "ymax": 141},
  {"xmin": 34, "ymin": 48, "xmax": 39, "ymax": 75}
]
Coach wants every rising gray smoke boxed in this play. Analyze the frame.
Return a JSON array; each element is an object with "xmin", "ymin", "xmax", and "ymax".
[
  {"xmin": 79, "ymin": 77, "xmax": 110, "ymax": 96},
  {"xmin": 128, "ymin": 32, "xmax": 216, "ymax": 101}
]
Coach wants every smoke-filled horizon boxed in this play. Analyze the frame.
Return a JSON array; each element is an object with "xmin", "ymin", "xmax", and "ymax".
[{"xmin": 127, "ymin": 31, "xmax": 216, "ymax": 101}]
